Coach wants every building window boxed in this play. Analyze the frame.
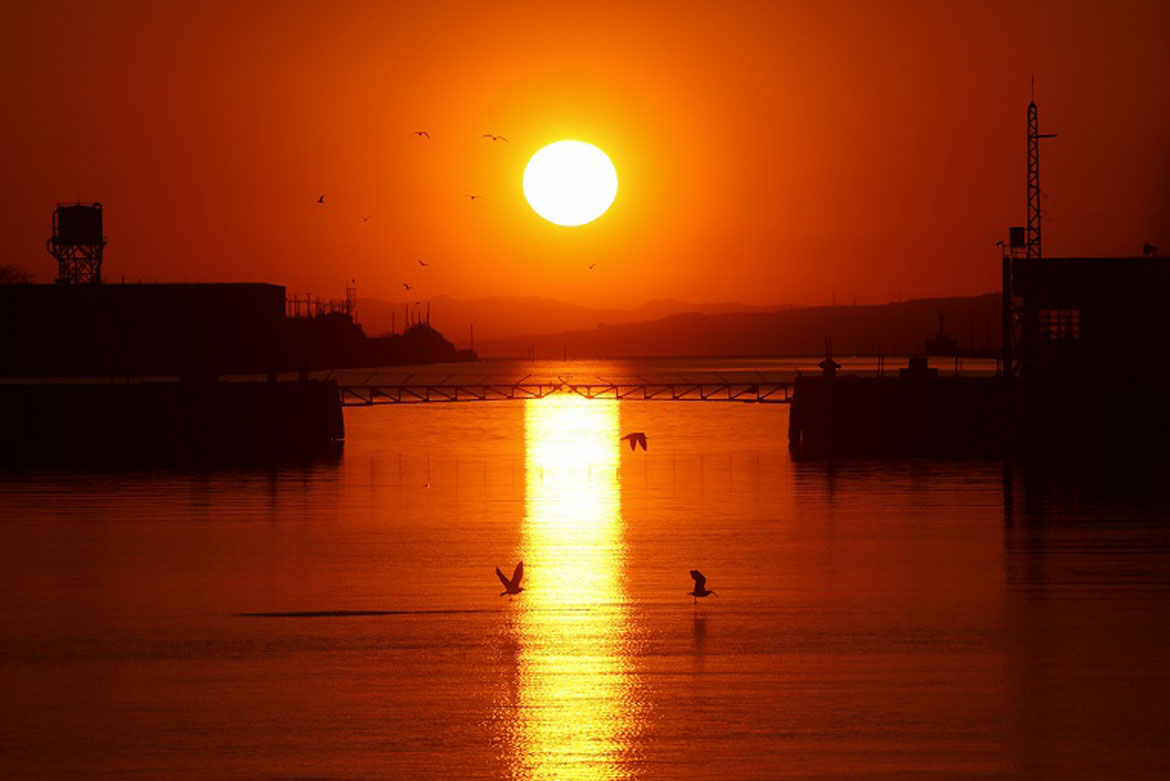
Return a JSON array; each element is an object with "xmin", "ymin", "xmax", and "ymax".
[{"xmin": 1038, "ymin": 308, "xmax": 1080, "ymax": 341}]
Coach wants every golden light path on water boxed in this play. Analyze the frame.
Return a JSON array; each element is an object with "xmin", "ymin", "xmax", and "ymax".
[{"xmin": 509, "ymin": 394, "xmax": 640, "ymax": 779}]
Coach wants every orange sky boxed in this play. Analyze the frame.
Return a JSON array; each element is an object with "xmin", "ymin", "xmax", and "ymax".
[{"xmin": 2, "ymin": 0, "xmax": 1167, "ymax": 308}]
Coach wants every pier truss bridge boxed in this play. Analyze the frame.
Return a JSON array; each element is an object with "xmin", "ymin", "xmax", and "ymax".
[{"xmin": 337, "ymin": 373, "xmax": 792, "ymax": 407}]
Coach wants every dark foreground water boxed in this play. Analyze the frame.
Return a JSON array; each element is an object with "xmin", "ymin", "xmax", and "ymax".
[{"xmin": 2, "ymin": 360, "xmax": 1169, "ymax": 778}]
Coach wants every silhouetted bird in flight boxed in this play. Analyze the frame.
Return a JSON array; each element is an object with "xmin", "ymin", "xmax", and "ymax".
[
  {"xmin": 413, "ymin": 130, "xmax": 430, "ymax": 139},
  {"xmin": 316, "ymin": 195, "xmax": 325, "ymax": 204},
  {"xmin": 360, "ymin": 215, "xmax": 372, "ymax": 222},
  {"xmin": 481, "ymin": 134, "xmax": 509, "ymax": 142},
  {"xmin": 418, "ymin": 259, "xmax": 428, "ymax": 266},
  {"xmin": 402, "ymin": 282, "xmax": 413, "ymax": 290},
  {"xmin": 465, "ymin": 194, "xmax": 481, "ymax": 200},
  {"xmin": 588, "ymin": 263, "xmax": 597, "ymax": 270},
  {"xmin": 496, "ymin": 561, "xmax": 524, "ymax": 597},
  {"xmin": 621, "ymin": 432, "xmax": 648, "ymax": 451},
  {"xmin": 689, "ymin": 569, "xmax": 717, "ymax": 604}
]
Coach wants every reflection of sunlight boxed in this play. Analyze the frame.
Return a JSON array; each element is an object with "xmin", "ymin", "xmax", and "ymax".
[{"xmin": 509, "ymin": 394, "xmax": 638, "ymax": 780}]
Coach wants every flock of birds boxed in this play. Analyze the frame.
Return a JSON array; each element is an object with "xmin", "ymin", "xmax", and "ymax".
[
  {"xmin": 312, "ymin": 130, "xmax": 601, "ymax": 300},
  {"xmin": 495, "ymin": 430, "xmax": 718, "ymax": 605},
  {"xmin": 311, "ymin": 130, "xmax": 512, "ymax": 294}
]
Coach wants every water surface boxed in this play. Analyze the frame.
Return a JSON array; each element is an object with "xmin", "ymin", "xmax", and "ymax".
[{"xmin": 1, "ymin": 359, "xmax": 1168, "ymax": 778}]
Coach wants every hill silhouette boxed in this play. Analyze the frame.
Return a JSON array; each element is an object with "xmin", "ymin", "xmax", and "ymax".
[
  {"xmin": 357, "ymin": 295, "xmax": 795, "ymax": 344},
  {"xmin": 473, "ymin": 294, "xmax": 1000, "ymax": 358}
]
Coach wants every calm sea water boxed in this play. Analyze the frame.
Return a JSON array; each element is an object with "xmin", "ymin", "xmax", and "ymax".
[{"xmin": 2, "ymin": 359, "xmax": 1168, "ymax": 778}]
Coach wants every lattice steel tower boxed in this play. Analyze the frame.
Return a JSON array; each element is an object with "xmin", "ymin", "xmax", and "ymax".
[
  {"xmin": 1026, "ymin": 86, "xmax": 1057, "ymax": 259},
  {"xmin": 47, "ymin": 202, "xmax": 106, "ymax": 284},
  {"xmin": 1004, "ymin": 87, "xmax": 1056, "ymax": 377}
]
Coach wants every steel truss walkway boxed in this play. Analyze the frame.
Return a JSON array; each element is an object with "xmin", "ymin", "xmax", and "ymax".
[
  {"xmin": 561, "ymin": 381, "xmax": 789, "ymax": 403},
  {"xmin": 339, "ymin": 381, "xmax": 562, "ymax": 406},
  {"xmin": 338, "ymin": 376, "xmax": 791, "ymax": 406}
]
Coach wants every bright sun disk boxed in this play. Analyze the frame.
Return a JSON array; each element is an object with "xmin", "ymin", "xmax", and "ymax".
[{"xmin": 523, "ymin": 141, "xmax": 618, "ymax": 227}]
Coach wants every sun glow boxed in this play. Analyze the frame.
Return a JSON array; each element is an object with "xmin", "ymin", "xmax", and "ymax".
[
  {"xmin": 503, "ymin": 394, "xmax": 639, "ymax": 778},
  {"xmin": 522, "ymin": 141, "xmax": 618, "ymax": 227}
]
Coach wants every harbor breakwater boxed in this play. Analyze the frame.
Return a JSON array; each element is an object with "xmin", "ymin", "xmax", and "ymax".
[
  {"xmin": 788, "ymin": 369, "xmax": 1170, "ymax": 461},
  {"xmin": 0, "ymin": 379, "xmax": 343, "ymax": 467}
]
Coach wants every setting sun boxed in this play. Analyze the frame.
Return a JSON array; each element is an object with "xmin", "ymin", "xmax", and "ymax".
[
  {"xmin": 522, "ymin": 141, "xmax": 618, "ymax": 227},
  {"xmin": 5, "ymin": 3, "xmax": 1170, "ymax": 779}
]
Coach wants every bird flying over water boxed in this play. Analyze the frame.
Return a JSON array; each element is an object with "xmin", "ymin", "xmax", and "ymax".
[
  {"xmin": 413, "ymin": 130, "xmax": 430, "ymax": 138},
  {"xmin": 690, "ymin": 569, "xmax": 717, "ymax": 604},
  {"xmin": 481, "ymin": 134, "xmax": 509, "ymax": 142},
  {"xmin": 402, "ymin": 282, "xmax": 413, "ymax": 290},
  {"xmin": 360, "ymin": 215, "xmax": 372, "ymax": 222},
  {"xmin": 496, "ymin": 561, "xmax": 524, "ymax": 597},
  {"xmin": 621, "ymin": 432, "xmax": 648, "ymax": 451},
  {"xmin": 418, "ymin": 259, "xmax": 428, "ymax": 267}
]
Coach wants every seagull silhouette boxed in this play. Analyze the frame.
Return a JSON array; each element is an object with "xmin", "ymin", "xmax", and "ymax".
[
  {"xmin": 402, "ymin": 282, "xmax": 413, "ymax": 290},
  {"xmin": 360, "ymin": 215, "xmax": 372, "ymax": 222},
  {"xmin": 481, "ymin": 134, "xmax": 509, "ymax": 142},
  {"xmin": 690, "ymin": 569, "xmax": 717, "ymax": 604},
  {"xmin": 496, "ymin": 561, "xmax": 524, "ymax": 597},
  {"xmin": 621, "ymin": 432, "xmax": 648, "ymax": 451},
  {"xmin": 588, "ymin": 263, "xmax": 597, "ymax": 270},
  {"xmin": 417, "ymin": 259, "xmax": 428, "ymax": 267},
  {"xmin": 316, "ymin": 195, "xmax": 325, "ymax": 204},
  {"xmin": 413, "ymin": 130, "xmax": 430, "ymax": 139},
  {"xmin": 464, "ymin": 194, "xmax": 482, "ymax": 200}
]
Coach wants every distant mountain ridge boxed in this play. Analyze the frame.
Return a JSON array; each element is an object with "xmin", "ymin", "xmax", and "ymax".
[
  {"xmin": 356, "ymin": 294, "xmax": 796, "ymax": 344},
  {"xmin": 473, "ymin": 294, "xmax": 1002, "ymax": 358}
]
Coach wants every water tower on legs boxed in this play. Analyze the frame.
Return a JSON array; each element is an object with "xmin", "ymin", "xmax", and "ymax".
[{"xmin": 47, "ymin": 202, "xmax": 106, "ymax": 284}]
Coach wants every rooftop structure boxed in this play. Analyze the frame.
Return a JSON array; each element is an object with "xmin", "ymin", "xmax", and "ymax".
[
  {"xmin": 1008, "ymin": 256, "xmax": 1170, "ymax": 379},
  {"xmin": 47, "ymin": 203, "xmax": 106, "ymax": 284}
]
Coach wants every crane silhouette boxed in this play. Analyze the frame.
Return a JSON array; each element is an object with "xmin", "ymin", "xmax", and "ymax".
[
  {"xmin": 496, "ymin": 561, "xmax": 524, "ymax": 597},
  {"xmin": 690, "ymin": 569, "xmax": 717, "ymax": 604}
]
